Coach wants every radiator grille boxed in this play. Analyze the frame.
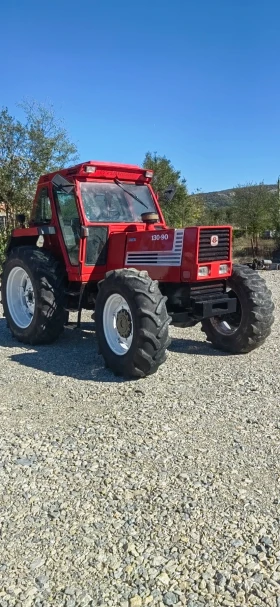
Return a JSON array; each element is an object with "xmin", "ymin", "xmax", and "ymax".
[{"xmin": 198, "ymin": 228, "xmax": 230, "ymax": 262}]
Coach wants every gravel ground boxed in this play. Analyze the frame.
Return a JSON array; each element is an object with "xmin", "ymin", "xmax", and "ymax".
[{"xmin": 0, "ymin": 271, "xmax": 280, "ymax": 607}]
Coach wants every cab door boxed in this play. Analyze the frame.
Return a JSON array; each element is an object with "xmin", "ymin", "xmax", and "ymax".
[{"xmin": 52, "ymin": 184, "xmax": 83, "ymax": 276}]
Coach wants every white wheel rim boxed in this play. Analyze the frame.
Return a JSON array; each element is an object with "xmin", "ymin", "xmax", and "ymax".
[
  {"xmin": 103, "ymin": 294, "xmax": 133, "ymax": 356},
  {"xmin": 210, "ymin": 290, "xmax": 242, "ymax": 336},
  {"xmin": 210, "ymin": 319, "xmax": 237, "ymax": 335},
  {"xmin": 6, "ymin": 267, "xmax": 35, "ymax": 329}
]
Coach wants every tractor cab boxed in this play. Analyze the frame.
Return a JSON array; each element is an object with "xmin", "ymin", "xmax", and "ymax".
[{"xmin": 22, "ymin": 161, "xmax": 167, "ymax": 282}]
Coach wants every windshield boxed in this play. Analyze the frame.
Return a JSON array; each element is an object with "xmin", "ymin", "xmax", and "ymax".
[{"xmin": 80, "ymin": 182, "xmax": 157, "ymax": 223}]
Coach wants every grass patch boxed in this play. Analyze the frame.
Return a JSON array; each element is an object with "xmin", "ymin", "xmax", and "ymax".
[{"xmin": 233, "ymin": 236, "xmax": 276, "ymax": 262}]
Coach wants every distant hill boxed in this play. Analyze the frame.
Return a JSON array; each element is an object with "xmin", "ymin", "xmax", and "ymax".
[{"xmin": 193, "ymin": 184, "xmax": 278, "ymax": 208}]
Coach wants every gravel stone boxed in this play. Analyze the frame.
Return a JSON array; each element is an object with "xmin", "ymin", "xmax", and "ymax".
[
  {"xmin": 30, "ymin": 557, "xmax": 45, "ymax": 570},
  {"xmin": 261, "ymin": 536, "xmax": 273, "ymax": 547},
  {"xmin": 247, "ymin": 546, "xmax": 259, "ymax": 556},
  {"xmin": 0, "ymin": 272, "xmax": 280, "ymax": 606},
  {"xmin": 129, "ymin": 597, "xmax": 142, "ymax": 607},
  {"xmin": 163, "ymin": 592, "xmax": 179, "ymax": 605},
  {"xmin": 215, "ymin": 571, "xmax": 226, "ymax": 587},
  {"xmin": 16, "ymin": 457, "xmax": 34, "ymax": 466},
  {"xmin": 64, "ymin": 588, "xmax": 76, "ymax": 596},
  {"xmin": 35, "ymin": 575, "xmax": 49, "ymax": 589},
  {"xmin": 231, "ymin": 539, "xmax": 244, "ymax": 548},
  {"xmin": 157, "ymin": 572, "xmax": 170, "ymax": 585}
]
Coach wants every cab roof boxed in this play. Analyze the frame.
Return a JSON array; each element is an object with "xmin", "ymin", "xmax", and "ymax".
[{"xmin": 38, "ymin": 160, "xmax": 153, "ymax": 184}]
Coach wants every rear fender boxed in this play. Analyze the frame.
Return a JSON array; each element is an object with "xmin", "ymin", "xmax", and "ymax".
[{"xmin": 6, "ymin": 235, "xmax": 39, "ymax": 256}]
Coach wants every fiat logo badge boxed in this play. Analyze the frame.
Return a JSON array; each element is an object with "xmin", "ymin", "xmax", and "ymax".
[{"xmin": 211, "ymin": 235, "xmax": 219, "ymax": 247}]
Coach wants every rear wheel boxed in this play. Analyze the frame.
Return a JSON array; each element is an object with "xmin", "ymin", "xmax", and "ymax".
[
  {"xmin": 201, "ymin": 264, "xmax": 274, "ymax": 353},
  {"xmin": 2, "ymin": 246, "xmax": 66, "ymax": 345},
  {"xmin": 95, "ymin": 269, "xmax": 171, "ymax": 378}
]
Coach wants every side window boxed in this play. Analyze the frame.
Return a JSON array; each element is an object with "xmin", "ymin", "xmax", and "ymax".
[
  {"xmin": 53, "ymin": 188, "xmax": 80, "ymax": 266},
  {"xmin": 32, "ymin": 188, "xmax": 52, "ymax": 223}
]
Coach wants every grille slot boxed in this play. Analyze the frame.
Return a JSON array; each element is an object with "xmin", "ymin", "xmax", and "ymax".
[
  {"xmin": 190, "ymin": 281, "xmax": 225, "ymax": 302},
  {"xmin": 198, "ymin": 228, "xmax": 230, "ymax": 262}
]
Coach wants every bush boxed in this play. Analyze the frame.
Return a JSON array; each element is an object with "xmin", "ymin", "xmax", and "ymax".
[
  {"xmin": 0, "ymin": 230, "xmax": 8, "ymax": 273},
  {"xmin": 233, "ymin": 228, "xmax": 246, "ymax": 238}
]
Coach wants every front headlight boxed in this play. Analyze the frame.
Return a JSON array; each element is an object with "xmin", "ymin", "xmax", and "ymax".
[
  {"xmin": 219, "ymin": 264, "xmax": 230, "ymax": 274},
  {"xmin": 198, "ymin": 266, "xmax": 210, "ymax": 277}
]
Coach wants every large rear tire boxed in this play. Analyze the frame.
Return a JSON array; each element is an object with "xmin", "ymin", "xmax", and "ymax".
[
  {"xmin": 95, "ymin": 269, "xmax": 171, "ymax": 378},
  {"xmin": 1, "ymin": 246, "xmax": 66, "ymax": 345},
  {"xmin": 201, "ymin": 264, "xmax": 274, "ymax": 353}
]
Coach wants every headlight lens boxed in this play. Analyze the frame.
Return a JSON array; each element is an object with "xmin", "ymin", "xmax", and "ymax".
[
  {"xmin": 219, "ymin": 264, "xmax": 230, "ymax": 274},
  {"xmin": 198, "ymin": 266, "xmax": 210, "ymax": 277}
]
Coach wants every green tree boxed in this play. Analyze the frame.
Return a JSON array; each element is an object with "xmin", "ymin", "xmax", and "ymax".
[
  {"xmin": 202, "ymin": 206, "xmax": 227, "ymax": 226},
  {"xmin": 0, "ymin": 101, "xmax": 78, "ymax": 230},
  {"xmin": 224, "ymin": 206, "xmax": 234, "ymax": 224},
  {"xmin": 143, "ymin": 152, "xmax": 205, "ymax": 227},
  {"xmin": 232, "ymin": 182, "xmax": 275, "ymax": 254},
  {"xmin": 270, "ymin": 190, "xmax": 280, "ymax": 246}
]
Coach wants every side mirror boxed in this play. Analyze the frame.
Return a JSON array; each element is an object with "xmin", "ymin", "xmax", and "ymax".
[
  {"xmin": 163, "ymin": 185, "xmax": 176, "ymax": 203},
  {"xmin": 52, "ymin": 173, "xmax": 74, "ymax": 193},
  {"xmin": 16, "ymin": 213, "xmax": 26, "ymax": 227}
]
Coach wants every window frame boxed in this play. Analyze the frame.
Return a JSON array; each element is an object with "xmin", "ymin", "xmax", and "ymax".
[
  {"xmin": 52, "ymin": 185, "xmax": 81, "ymax": 267},
  {"xmin": 78, "ymin": 180, "xmax": 158, "ymax": 224},
  {"xmin": 31, "ymin": 186, "xmax": 53, "ymax": 225}
]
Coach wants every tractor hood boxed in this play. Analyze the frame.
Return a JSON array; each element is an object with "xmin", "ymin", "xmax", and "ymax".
[{"xmin": 107, "ymin": 226, "xmax": 233, "ymax": 283}]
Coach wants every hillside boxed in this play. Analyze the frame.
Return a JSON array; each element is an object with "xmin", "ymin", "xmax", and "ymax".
[{"xmin": 195, "ymin": 183, "xmax": 277, "ymax": 208}]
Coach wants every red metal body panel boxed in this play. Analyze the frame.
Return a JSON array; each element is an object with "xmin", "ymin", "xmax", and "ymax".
[
  {"xmin": 181, "ymin": 227, "xmax": 197, "ymax": 281},
  {"xmin": 12, "ymin": 227, "xmax": 39, "ymax": 238},
  {"xmin": 121, "ymin": 228, "xmax": 184, "ymax": 282},
  {"xmin": 126, "ymin": 230, "xmax": 175, "ymax": 252},
  {"xmin": 106, "ymin": 232, "xmax": 127, "ymax": 272}
]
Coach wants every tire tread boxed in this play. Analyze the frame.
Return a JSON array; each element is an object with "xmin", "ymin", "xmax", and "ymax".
[{"xmin": 201, "ymin": 263, "xmax": 274, "ymax": 353}]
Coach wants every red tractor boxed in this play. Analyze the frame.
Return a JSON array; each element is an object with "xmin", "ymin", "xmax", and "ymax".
[{"xmin": 1, "ymin": 161, "xmax": 274, "ymax": 378}]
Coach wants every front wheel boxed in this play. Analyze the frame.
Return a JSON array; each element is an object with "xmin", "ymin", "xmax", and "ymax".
[
  {"xmin": 95, "ymin": 269, "xmax": 171, "ymax": 378},
  {"xmin": 201, "ymin": 264, "xmax": 274, "ymax": 353}
]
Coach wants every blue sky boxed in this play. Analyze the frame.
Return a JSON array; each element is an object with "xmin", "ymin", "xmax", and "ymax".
[{"xmin": 1, "ymin": 0, "xmax": 280, "ymax": 193}]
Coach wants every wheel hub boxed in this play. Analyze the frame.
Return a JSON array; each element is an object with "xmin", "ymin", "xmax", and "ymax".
[
  {"xmin": 116, "ymin": 309, "xmax": 132, "ymax": 338},
  {"xmin": 24, "ymin": 282, "xmax": 35, "ymax": 312}
]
